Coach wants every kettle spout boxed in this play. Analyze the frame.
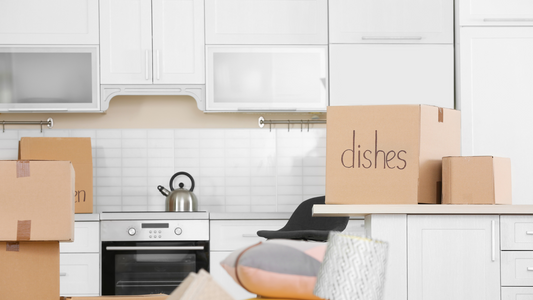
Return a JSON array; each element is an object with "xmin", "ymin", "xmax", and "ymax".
[{"xmin": 157, "ymin": 185, "xmax": 170, "ymax": 197}]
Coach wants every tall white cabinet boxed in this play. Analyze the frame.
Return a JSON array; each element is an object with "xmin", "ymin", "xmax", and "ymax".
[
  {"xmin": 458, "ymin": 1, "xmax": 533, "ymax": 204},
  {"xmin": 329, "ymin": 0, "xmax": 454, "ymax": 108},
  {"xmin": 99, "ymin": 0, "xmax": 204, "ymax": 84}
]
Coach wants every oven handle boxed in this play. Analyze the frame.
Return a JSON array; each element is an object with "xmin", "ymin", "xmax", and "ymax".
[{"xmin": 105, "ymin": 246, "xmax": 204, "ymax": 251}]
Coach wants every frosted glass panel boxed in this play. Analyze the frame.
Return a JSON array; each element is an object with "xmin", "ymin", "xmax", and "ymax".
[
  {"xmin": 206, "ymin": 46, "xmax": 328, "ymax": 111},
  {"xmin": 0, "ymin": 51, "xmax": 93, "ymax": 105}
]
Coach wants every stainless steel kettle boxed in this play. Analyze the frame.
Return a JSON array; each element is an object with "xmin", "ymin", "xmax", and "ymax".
[{"xmin": 157, "ymin": 171, "xmax": 198, "ymax": 212}]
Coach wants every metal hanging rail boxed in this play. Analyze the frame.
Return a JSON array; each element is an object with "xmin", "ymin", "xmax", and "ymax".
[
  {"xmin": 258, "ymin": 116, "xmax": 326, "ymax": 132},
  {"xmin": 1, "ymin": 118, "xmax": 54, "ymax": 133}
]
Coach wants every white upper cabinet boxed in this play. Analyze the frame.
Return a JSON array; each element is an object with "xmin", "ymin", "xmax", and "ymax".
[
  {"xmin": 0, "ymin": 0, "xmax": 99, "ymax": 45},
  {"xmin": 205, "ymin": 0, "xmax": 328, "ymax": 45},
  {"xmin": 206, "ymin": 46, "xmax": 328, "ymax": 112},
  {"xmin": 329, "ymin": 0, "xmax": 453, "ymax": 44},
  {"xmin": 100, "ymin": 0, "xmax": 204, "ymax": 84},
  {"xmin": 460, "ymin": 0, "xmax": 533, "ymax": 26}
]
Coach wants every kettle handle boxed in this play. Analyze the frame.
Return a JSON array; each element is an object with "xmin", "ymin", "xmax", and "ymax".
[{"xmin": 169, "ymin": 171, "xmax": 195, "ymax": 192}]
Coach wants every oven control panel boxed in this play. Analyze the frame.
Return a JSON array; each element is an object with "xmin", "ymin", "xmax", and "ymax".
[{"xmin": 101, "ymin": 220, "xmax": 209, "ymax": 241}]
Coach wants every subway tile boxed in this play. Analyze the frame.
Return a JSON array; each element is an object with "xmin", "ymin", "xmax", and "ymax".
[
  {"xmin": 200, "ymin": 157, "xmax": 224, "ymax": 168},
  {"xmin": 122, "ymin": 139, "xmax": 148, "ymax": 148},
  {"xmin": 199, "ymin": 167, "xmax": 225, "ymax": 177},
  {"xmin": 148, "ymin": 148, "xmax": 174, "ymax": 158},
  {"xmin": 122, "ymin": 205, "xmax": 149, "ymax": 211},
  {"xmin": 175, "ymin": 139, "xmax": 200, "ymax": 149},
  {"xmin": 303, "ymin": 186, "xmax": 325, "ymax": 195},
  {"xmin": 251, "ymin": 186, "xmax": 276, "ymax": 196},
  {"xmin": 199, "ymin": 205, "xmax": 225, "ymax": 213},
  {"xmin": 96, "ymin": 158, "xmax": 122, "ymax": 168},
  {"xmin": 197, "ymin": 185, "xmax": 225, "ymax": 196},
  {"xmin": 199, "ymin": 196, "xmax": 225, "ymax": 206},
  {"xmin": 96, "ymin": 177, "xmax": 122, "ymax": 187},
  {"xmin": 277, "ymin": 186, "xmax": 303, "ymax": 195},
  {"xmin": 95, "ymin": 205, "xmax": 122, "ymax": 213},
  {"xmin": 147, "ymin": 167, "xmax": 174, "ymax": 178},
  {"xmin": 225, "ymin": 206, "xmax": 251, "ymax": 213},
  {"xmin": 175, "ymin": 149, "xmax": 200, "ymax": 158},
  {"xmin": 277, "ymin": 147, "xmax": 303, "ymax": 157},
  {"xmin": 96, "ymin": 187, "xmax": 122, "ymax": 196},
  {"xmin": 277, "ymin": 205, "xmax": 298, "ymax": 213},
  {"xmin": 96, "ymin": 129, "xmax": 121, "ymax": 139},
  {"xmin": 96, "ymin": 139, "xmax": 121, "ymax": 148},
  {"xmin": 148, "ymin": 157, "xmax": 174, "ymax": 167},
  {"xmin": 303, "ymin": 167, "xmax": 326, "ymax": 176},
  {"xmin": 225, "ymin": 148, "xmax": 251, "ymax": 158},
  {"xmin": 250, "ymin": 138, "xmax": 276, "ymax": 149},
  {"xmin": 200, "ymin": 139, "xmax": 224, "ymax": 149},
  {"xmin": 200, "ymin": 148, "xmax": 224, "ymax": 158},
  {"xmin": 147, "ymin": 203, "xmax": 166, "ymax": 211},
  {"xmin": 122, "ymin": 167, "xmax": 148, "ymax": 177},
  {"xmin": 0, "ymin": 149, "xmax": 18, "ymax": 160},
  {"xmin": 277, "ymin": 195, "xmax": 303, "ymax": 205},
  {"xmin": 175, "ymin": 129, "xmax": 200, "ymax": 139},
  {"xmin": 251, "ymin": 166, "xmax": 276, "ymax": 177},
  {"xmin": 250, "ymin": 157, "xmax": 276, "ymax": 169},
  {"xmin": 44, "ymin": 130, "xmax": 70, "ymax": 137},
  {"xmin": 196, "ymin": 176, "xmax": 224, "ymax": 187},
  {"xmin": 251, "ymin": 195, "xmax": 277, "ymax": 206},
  {"xmin": 276, "ymin": 167, "xmax": 303, "ymax": 176},
  {"xmin": 226, "ymin": 154, "xmax": 252, "ymax": 165},
  {"xmin": 226, "ymin": 187, "xmax": 251, "ymax": 196},
  {"xmin": 122, "ymin": 158, "xmax": 148, "ymax": 167},
  {"xmin": 225, "ymin": 138, "xmax": 250, "ymax": 149},
  {"xmin": 97, "ymin": 196, "xmax": 122, "ymax": 206},
  {"xmin": 148, "ymin": 176, "xmax": 171, "ymax": 188},
  {"xmin": 251, "ymin": 176, "xmax": 276, "ymax": 187},
  {"xmin": 224, "ymin": 129, "xmax": 250, "ymax": 139},
  {"xmin": 122, "ymin": 177, "xmax": 148, "ymax": 187},
  {"xmin": 303, "ymin": 157, "xmax": 326, "ymax": 167},
  {"xmin": 199, "ymin": 129, "xmax": 225, "ymax": 139},
  {"xmin": 225, "ymin": 167, "xmax": 251, "ymax": 177},
  {"xmin": 277, "ymin": 129, "xmax": 304, "ymax": 139},
  {"xmin": 97, "ymin": 148, "xmax": 122, "ymax": 158},
  {"xmin": 251, "ymin": 205, "xmax": 278, "ymax": 213},
  {"xmin": 122, "ymin": 194, "xmax": 148, "ymax": 205},
  {"xmin": 122, "ymin": 187, "xmax": 148, "ymax": 196},
  {"xmin": 174, "ymin": 157, "xmax": 200, "ymax": 168},
  {"xmin": 18, "ymin": 130, "xmax": 44, "ymax": 138},
  {"xmin": 122, "ymin": 129, "xmax": 148, "ymax": 139},
  {"xmin": 225, "ymin": 196, "xmax": 250, "ymax": 206},
  {"xmin": 225, "ymin": 176, "xmax": 251, "ymax": 187},
  {"xmin": 303, "ymin": 176, "xmax": 325, "ymax": 186},
  {"xmin": 277, "ymin": 176, "xmax": 303, "ymax": 186},
  {"xmin": 148, "ymin": 129, "xmax": 174, "ymax": 139},
  {"xmin": 0, "ymin": 139, "xmax": 19, "ymax": 149},
  {"xmin": 122, "ymin": 148, "xmax": 148, "ymax": 158},
  {"xmin": 70, "ymin": 130, "xmax": 97, "ymax": 140},
  {"xmin": 0, "ymin": 131, "xmax": 19, "ymax": 139},
  {"xmin": 147, "ymin": 138, "xmax": 174, "ymax": 148},
  {"xmin": 249, "ymin": 129, "xmax": 274, "ymax": 139}
]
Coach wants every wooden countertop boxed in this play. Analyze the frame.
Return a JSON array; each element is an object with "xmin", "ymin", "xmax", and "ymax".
[{"xmin": 312, "ymin": 204, "xmax": 533, "ymax": 217}]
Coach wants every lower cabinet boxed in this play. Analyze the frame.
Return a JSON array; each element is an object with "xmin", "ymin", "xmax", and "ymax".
[
  {"xmin": 407, "ymin": 215, "xmax": 500, "ymax": 300},
  {"xmin": 502, "ymin": 287, "xmax": 533, "ymax": 300},
  {"xmin": 60, "ymin": 221, "xmax": 100, "ymax": 296}
]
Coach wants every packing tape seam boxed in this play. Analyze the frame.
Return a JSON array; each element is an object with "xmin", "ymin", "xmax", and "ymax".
[
  {"xmin": 6, "ymin": 242, "xmax": 19, "ymax": 252},
  {"xmin": 16, "ymin": 160, "xmax": 30, "ymax": 178},
  {"xmin": 17, "ymin": 220, "xmax": 31, "ymax": 241}
]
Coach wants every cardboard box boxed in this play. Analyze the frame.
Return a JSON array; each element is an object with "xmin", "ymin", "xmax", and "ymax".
[
  {"xmin": 442, "ymin": 156, "xmax": 512, "ymax": 205},
  {"xmin": 0, "ymin": 241, "xmax": 59, "ymax": 300},
  {"xmin": 0, "ymin": 160, "xmax": 75, "ymax": 241},
  {"xmin": 19, "ymin": 137, "xmax": 93, "ymax": 213},
  {"xmin": 61, "ymin": 296, "xmax": 169, "ymax": 300},
  {"xmin": 326, "ymin": 105, "xmax": 461, "ymax": 204}
]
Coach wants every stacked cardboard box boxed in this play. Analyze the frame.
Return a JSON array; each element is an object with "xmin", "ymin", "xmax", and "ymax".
[{"xmin": 0, "ymin": 160, "xmax": 75, "ymax": 300}]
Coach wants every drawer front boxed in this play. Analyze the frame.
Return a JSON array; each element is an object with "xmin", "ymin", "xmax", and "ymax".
[
  {"xmin": 210, "ymin": 220, "xmax": 287, "ymax": 251},
  {"xmin": 501, "ymin": 216, "xmax": 533, "ymax": 250},
  {"xmin": 501, "ymin": 251, "xmax": 533, "ymax": 286},
  {"xmin": 60, "ymin": 253, "xmax": 100, "ymax": 296},
  {"xmin": 60, "ymin": 222, "xmax": 100, "ymax": 253},
  {"xmin": 502, "ymin": 287, "xmax": 533, "ymax": 300}
]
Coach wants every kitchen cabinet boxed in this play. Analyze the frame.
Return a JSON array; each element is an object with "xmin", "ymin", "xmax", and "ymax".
[
  {"xmin": 459, "ymin": 0, "xmax": 533, "ymax": 26},
  {"xmin": 205, "ymin": 0, "xmax": 327, "ymax": 45},
  {"xmin": 458, "ymin": 27, "xmax": 533, "ymax": 205},
  {"xmin": 329, "ymin": 0, "xmax": 453, "ymax": 44},
  {"xmin": 99, "ymin": 0, "xmax": 204, "ymax": 84},
  {"xmin": 407, "ymin": 215, "xmax": 500, "ymax": 300},
  {"xmin": 60, "ymin": 220, "xmax": 100, "ymax": 297},
  {"xmin": 0, "ymin": 0, "xmax": 99, "ymax": 45},
  {"xmin": 210, "ymin": 219, "xmax": 288, "ymax": 300},
  {"xmin": 0, "ymin": 46, "xmax": 100, "ymax": 112},
  {"xmin": 206, "ymin": 46, "xmax": 328, "ymax": 112},
  {"xmin": 329, "ymin": 44, "xmax": 454, "ymax": 108}
]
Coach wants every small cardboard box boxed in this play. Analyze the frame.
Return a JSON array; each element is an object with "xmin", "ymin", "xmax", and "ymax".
[
  {"xmin": 0, "ymin": 160, "xmax": 75, "ymax": 241},
  {"xmin": 326, "ymin": 105, "xmax": 461, "ymax": 204},
  {"xmin": 442, "ymin": 156, "xmax": 512, "ymax": 205},
  {"xmin": 0, "ymin": 241, "xmax": 59, "ymax": 300},
  {"xmin": 61, "ymin": 296, "xmax": 169, "ymax": 300},
  {"xmin": 19, "ymin": 137, "xmax": 93, "ymax": 213}
]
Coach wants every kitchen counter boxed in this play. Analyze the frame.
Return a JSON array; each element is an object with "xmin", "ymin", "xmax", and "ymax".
[
  {"xmin": 312, "ymin": 204, "xmax": 533, "ymax": 217},
  {"xmin": 75, "ymin": 213, "xmax": 100, "ymax": 221},
  {"xmin": 209, "ymin": 212, "xmax": 292, "ymax": 220}
]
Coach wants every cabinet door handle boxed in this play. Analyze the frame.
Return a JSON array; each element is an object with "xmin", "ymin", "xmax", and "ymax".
[
  {"xmin": 145, "ymin": 50, "xmax": 150, "ymax": 81},
  {"xmin": 238, "ymin": 108, "xmax": 298, "ymax": 112},
  {"xmin": 242, "ymin": 234, "xmax": 258, "ymax": 238},
  {"xmin": 491, "ymin": 220, "xmax": 496, "ymax": 262},
  {"xmin": 526, "ymin": 231, "xmax": 533, "ymax": 235},
  {"xmin": 528, "ymin": 267, "xmax": 533, "ymax": 271},
  {"xmin": 156, "ymin": 50, "xmax": 160, "ymax": 81},
  {"xmin": 483, "ymin": 18, "xmax": 533, "ymax": 22},
  {"xmin": 60, "ymin": 272, "xmax": 67, "ymax": 277},
  {"xmin": 362, "ymin": 36, "xmax": 423, "ymax": 41}
]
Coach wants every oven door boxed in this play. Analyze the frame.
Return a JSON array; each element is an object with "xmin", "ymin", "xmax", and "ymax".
[{"xmin": 101, "ymin": 241, "xmax": 209, "ymax": 295}]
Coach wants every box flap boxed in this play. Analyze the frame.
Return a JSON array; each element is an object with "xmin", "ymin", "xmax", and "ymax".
[{"xmin": 493, "ymin": 157, "xmax": 512, "ymax": 205}]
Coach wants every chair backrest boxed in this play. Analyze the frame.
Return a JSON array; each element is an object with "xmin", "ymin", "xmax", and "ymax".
[{"xmin": 279, "ymin": 196, "xmax": 349, "ymax": 232}]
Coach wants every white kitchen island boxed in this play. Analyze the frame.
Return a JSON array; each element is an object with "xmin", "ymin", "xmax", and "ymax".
[{"xmin": 312, "ymin": 205, "xmax": 533, "ymax": 300}]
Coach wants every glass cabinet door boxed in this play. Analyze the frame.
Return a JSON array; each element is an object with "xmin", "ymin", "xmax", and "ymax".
[
  {"xmin": 0, "ymin": 46, "xmax": 99, "ymax": 112},
  {"xmin": 206, "ymin": 46, "xmax": 328, "ymax": 112}
]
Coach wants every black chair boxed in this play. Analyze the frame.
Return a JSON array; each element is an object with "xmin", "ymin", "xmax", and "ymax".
[{"xmin": 256, "ymin": 196, "xmax": 349, "ymax": 242}]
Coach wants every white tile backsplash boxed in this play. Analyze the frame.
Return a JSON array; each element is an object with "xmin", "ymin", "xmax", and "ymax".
[{"xmin": 7, "ymin": 127, "xmax": 326, "ymax": 213}]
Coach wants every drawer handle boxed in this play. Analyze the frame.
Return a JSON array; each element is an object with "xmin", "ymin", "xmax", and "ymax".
[
  {"xmin": 362, "ymin": 36, "xmax": 423, "ymax": 41},
  {"xmin": 483, "ymin": 18, "xmax": 533, "ymax": 22},
  {"xmin": 60, "ymin": 272, "xmax": 67, "ymax": 277},
  {"xmin": 242, "ymin": 234, "xmax": 258, "ymax": 238},
  {"xmin": 526, "ymin": 231, "xmax": 533, "ymax": 235},
  {"xmin": 528, "ymin": 267, "xmax": 533, "ymax": 271}
]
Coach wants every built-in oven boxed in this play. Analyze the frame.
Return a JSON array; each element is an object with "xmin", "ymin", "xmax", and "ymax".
[{"xmin": 100, "ymin": 212, "xmax": 209, "ymax": 295}]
